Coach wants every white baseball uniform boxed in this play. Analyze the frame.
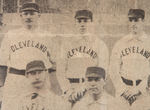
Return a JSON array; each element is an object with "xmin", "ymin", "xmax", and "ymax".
[
  {"xmin": 72, "ymin": 92, "xmax": 115, "ymax": 110},
  {"xmin": 0, "ymin": 27, "xmax": 59, "ymax": 110},
  {"xmin": 57, "ymin": 34, "xmax": 109, "ymax": 94},
  {"xmin": 109, "ymin": 32, "xmax": 150, "ymax": 97},
  {"xmin": 113, "ymin": 93, "xmax": 150, "ymax": 110},
  {"xmin": 18, "ymin": 87, "xmax": 70, "ymax": 110}
]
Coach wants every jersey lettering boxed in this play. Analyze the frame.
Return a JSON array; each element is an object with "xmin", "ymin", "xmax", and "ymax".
[
  {"xmin": 121, "ymin": 46, "xmax": 150, "ymax": 59},
  {"xmin": 67, "ymin": 46, "xmax": 98, "ymax": 59},
  {"xmin": 10, "ymin": 40, "xmax": 47, "ymax": 53},
  {"xmin": 10, "ymin": 40, "xmax": 53, "ymax": 64}
]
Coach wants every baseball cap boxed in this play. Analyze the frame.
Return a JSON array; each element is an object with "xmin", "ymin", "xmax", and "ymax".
[
  {"xmin": 20, "ymin": 2, "xmax": 40, "ymax": 12},
  {"xmin": 128, "ymin": 9, "xmax": 145, "ymax": 20},
  {"xmin": 86, "ymin": 67, "xmax": 106, "ymax": 79},
  {"xmin": 75, "ymin": 10, "xmax": 93, "ymax": 21},
  {"xmin": 26, "ymin": 60, "xmax": 46, "ymax": 74}
]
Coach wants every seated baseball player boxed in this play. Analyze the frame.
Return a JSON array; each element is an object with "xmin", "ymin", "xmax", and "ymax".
[
  {"xmin": 18, "ymin": 60, "xmax": 70, "ymax": 110},
  {"xmin": 72, "ymin": 67, "xmax": 115, "ymax": 110}
]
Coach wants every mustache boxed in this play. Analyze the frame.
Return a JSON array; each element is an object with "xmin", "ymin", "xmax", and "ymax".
[
  {"xmin": 132, "ymin": 25, "xmax": 137, "ymax": 29},
  {"xmin": 26, "ymin": 19, "xmax": 32, "ymax": 23},
  {"xmin": 32, "ymin": 81, "xmax": 42, "ymax": 85},
  {"xmin": 89, "ymin": 87, "xmax": 98, "ymax": 91}
]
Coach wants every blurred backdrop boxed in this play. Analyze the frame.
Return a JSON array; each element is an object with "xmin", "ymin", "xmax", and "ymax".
[{"xmin": 0, "ymin": 0, "xmax": 150, "ymax": 54}]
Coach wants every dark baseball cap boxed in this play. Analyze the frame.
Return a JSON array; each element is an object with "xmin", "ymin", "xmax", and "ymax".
[
  {"xmin": 75, "ymin": 10, "xmax": 93, "ymax": 21},
  {"xmin": 20, "ymin": 2, "xmax": 40, "ymax": 12},
  {"xmin": 128, "ymin": 9, "xmax": 145, "ymax": 20},
  {"xmin": 86, "ymin": 67, "xmax": 105, "ymax": 79},
  {"xmin": 26, "ymin": 60, "xmax": 46, "ymax": 74}
]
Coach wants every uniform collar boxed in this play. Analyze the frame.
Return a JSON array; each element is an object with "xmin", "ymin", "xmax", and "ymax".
[
  {"xmin": 84, "ymin": 92, "xmax": 107, "ymax": 105},
  {"xmin": 25, "ymin": 85, "xmax": 54, "ymax": 98},
  {"xmin": 22, "ymin": 26, "xmax": 40, "ymax": 33},
  {"xmin": 127, "ymin": 32, "xmax": 147, "ymax": 42},
  {"xmin": 74, "ymin": 33, "xmax": 94, "ymax": 42}
]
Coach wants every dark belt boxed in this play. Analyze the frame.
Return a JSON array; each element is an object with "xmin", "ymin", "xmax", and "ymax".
[
  {"xmin": 9, "ymin": 67, "xmax": 25, "ymax": 76},
  {"xmin": 9, "ymin": 67, "xmax": 56, "ymax": 75},
  {"xmin": 68, "ymin": 78, "xmax": 85, "ymax": 83},
  {"xmin": 48, "ymin": 68, "xmax": 56, "ymax": 73}
]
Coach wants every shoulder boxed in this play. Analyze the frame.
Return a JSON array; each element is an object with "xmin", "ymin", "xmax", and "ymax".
[
  {"xmin": 59, "ymin": 35, "xmax": 75, "ymax": 48},
  {"xmin": 111, "ymin": 35, "xmax": 130, "ymax": 54},
  {"xmin": 51, "ymin": 94, "xmax": 71, "ymax": 110},
  {"xmin": 61, "ymin": 35, "xmax": 75, "ymax": 42},
  {"xmin": 18, "ymin": 93, "xmax": 32, "ymax": 104},
  {"xmin": 93, "ymin": 36, "xmax": 108, "ymax": 49},
  {"xmin": 114, "ymin": 34, "xmax": 130, "ymax": 46},
  {"xmin": 142, "ymin": 34, "xmax": 150, "ymax": 45},
  {"xmin": 7, "ymin": 28, "xmax": 25, "ymax": 35},
  {"xmin": 3, "ymin": 28, "xmax": 24, "ymax": 41}
]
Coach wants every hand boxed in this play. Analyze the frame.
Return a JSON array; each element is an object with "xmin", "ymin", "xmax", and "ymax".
[
  {"xmin": 121, "ymin": 89, "xmax": 141, "ymax": 105},
  {"xmin": 21, "ymin": 103, "xmax": 48, "ymax": 110},
  {"xmin": 67, "ymin": 88, "xmax": 86, "ymax": 103}
]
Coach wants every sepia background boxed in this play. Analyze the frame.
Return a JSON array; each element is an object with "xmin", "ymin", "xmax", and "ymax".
[
  {"xmin": 0, "ymin": 0, "xmax": 150, "ymax": 54},
  {"xmin": 0, "ymin": 1, "xmax": 149, "ymax": 109}
]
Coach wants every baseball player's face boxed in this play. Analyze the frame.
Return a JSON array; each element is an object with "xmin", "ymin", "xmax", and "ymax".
[
  {"xmin": 75, "ymin": 18, "xmax": 92, "ymax": 34},
  {"xmin": 20, "ymin": 10, "xmax": 40, "ymax": 27},
  {"xmin": 86, "ymin": 75, "xmax": 105, "ymax": 95},
  {"xmin": 129, "ymin": 17, "xmax": 144, "ymax": 35},
  {"xmin": 27, "ymin": 70, "xmax": 47, "ymax": 89}
]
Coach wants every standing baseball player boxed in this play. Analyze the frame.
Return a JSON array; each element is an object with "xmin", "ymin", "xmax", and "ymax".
[
  {"xmin": 57, "ymin": 9, "xmax": 115, "ymax": 105},
  {"xmin": 0, "ymin": 2, "xmax": 61, "ymax": 110},
  {"xmin": 18, "ymin": 60, "xmax": 70, "ymax": 110},
  {"xmin": 109, "ymin": 8, "xmax": 150, "ymax": 96},
  {"xmin": 72, "ymin": 67, "xmax": 115, "ymax": 110}
]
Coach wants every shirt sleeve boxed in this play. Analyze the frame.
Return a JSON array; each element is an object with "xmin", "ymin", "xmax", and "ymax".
[
  {"xmin": 0, "ymin": 33, "xmax": 10, "ymax": 66},
  {"xmin": 109, "ymin": 42, "xmax": 124, "ymax": 95},
  {"xmin": 97, "ymin": 39, "xmax": 109, "ymax": 73},
  {"xmin": 56, "ymin": 37, "xmax": 71, "ymax": 93},
  {"xmin": 54, "ymin": 96, "xmax": 71, "ymax": 110}
]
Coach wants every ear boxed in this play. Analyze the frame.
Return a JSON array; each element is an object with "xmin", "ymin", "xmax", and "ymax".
[
  {"xmin": 101, "ymin": 78, "xmax": 106, "ymax": 85},
  {"xmin": 25, "ymin": 73, "xmax": 28, "ymax": 78},
  {"xmin": 38, "ymin": 13, "xmax": 41, "ymax": 17},
  {"xmin": 20, "ymin": 13, "xmax": 22, "ymax": 17},
  {"xmin": 75, "ymin": 19, "xmax": 78, "ymax": 24}
]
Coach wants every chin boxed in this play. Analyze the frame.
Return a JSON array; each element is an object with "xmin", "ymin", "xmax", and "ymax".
[
  {"xmin": 92, "ymin": 91, "xmax": 101, "ymax": 95},
  {"xmin": 33, "ymin": 83, "xmax": 43, "ymax": 89},
  {"xmin": 80, "ymin": 31, "xmax": 86, "ymax": 34},
  {"xmin": 131, "ymin": 31, "xmax": 137, "ymax": 35},
  {"xmin": 88, "ymin": 89, "xmax": 100, "ymax": 94},
  {"xmin": 34, "ymin": 85, "xmax": 43, "ymax": 89}
]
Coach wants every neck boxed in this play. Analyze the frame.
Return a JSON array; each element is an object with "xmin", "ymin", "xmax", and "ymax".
[
  {"xmin": 131, "ymin": 31, "xmax": 144, "ymax": 38},
  {"xmin": 89, "ymin": 91, "xmax": 102, "ymax": 101},
  {"xmin": 24, "ymin": 24, "xmax": 38, "ymax": 31},
  {"xmin": 32, "ymin": 84, "xmax": 46, "ymax": 93}
]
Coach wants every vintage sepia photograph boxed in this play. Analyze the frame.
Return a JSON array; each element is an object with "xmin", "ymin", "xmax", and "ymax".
[{"xmin": 0, "ymin": 0, "xmax": 150, "ymax": 110}]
